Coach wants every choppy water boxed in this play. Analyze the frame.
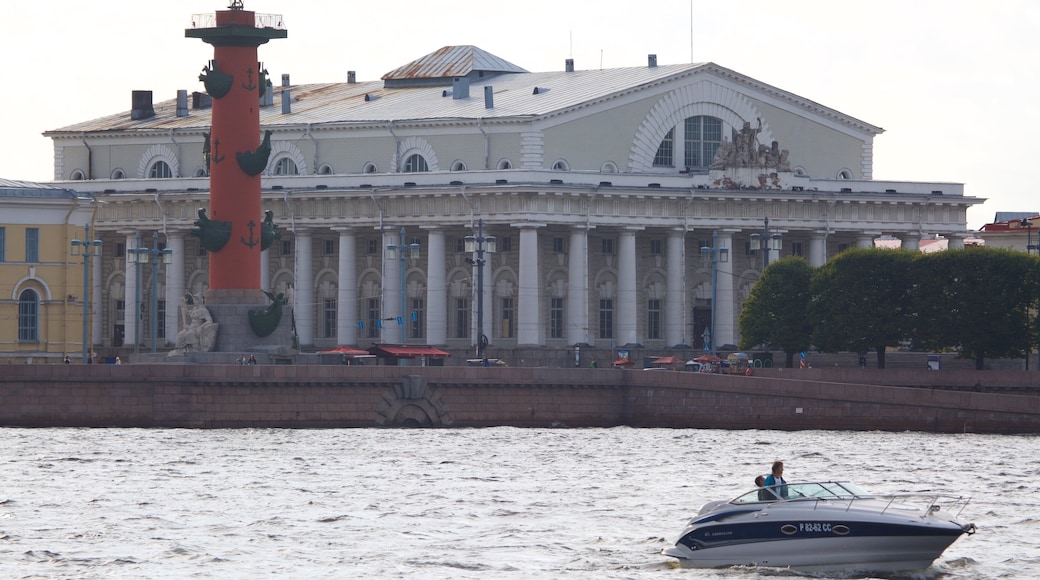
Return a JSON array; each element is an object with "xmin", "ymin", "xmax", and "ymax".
[{"xmin": 0, "ymin": 428, "xmax": 1036, "ymax": 579}]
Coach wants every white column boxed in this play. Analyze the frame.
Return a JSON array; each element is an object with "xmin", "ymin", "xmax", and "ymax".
[
  {"xmin": 480, "ymin": 252, "xmax": 493, "ymax": 346},
  {"xmin": 518, "ymin": 226, "xmax": 542, "ymax": 346},
  {"xmin": 426, "ymin": 229, "xmax": 447, "ymax": 345},
  {"xmin": 165, "ymin": 232, "xmax": 186, "ymax": 345},
  {"xmin": 618, "ymin": 228, "xmax": 639, "ymax": 346},
  {"xmin": 336, "ymin": 228, "xmax": 357, "ymax": 346},
  {"xmin": 665, "ymin": 229, "xmax": 685, "ymax": 346},
  {"xmin": 260, "ymin": 248, "xmax": 271, "ymax": 292},
  {"xmin": 900, "ymin": 236, "xmax": 921, "ymax": 251},
  {"xmin": 715, "ymin": 231, "xmax": 736, "ymax": 349},
  {"xmin": 808, "ymin": 234, "xmax": 828, "ymax": 267},
  {"xmin": 567, "ymin": 226, "xmax": 589, "ymax": 345},
  {"xmin": 947, "ymin": 234, "xmax": 966, "ymax": 250},
  {"xmin": 123, "ymin": 232, "xmax": 138, "ymax": 348},
  {"xmin": 381, "ymin": 230, "xmax": 399, "ymax": 344},
  {"xmin": 857, "ymin": 234, "xmax": 877, "ymax": 249},
  {"xmin": 294, "ymin": 229, "xmax": 315, "ymax": 347}
]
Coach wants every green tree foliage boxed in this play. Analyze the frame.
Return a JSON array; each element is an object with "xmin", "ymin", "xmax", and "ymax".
[
  {"xmin": 738, "ymin": 257, "xmax": 813, "ymax": 368},
  {"xmin": 911, "ymin": 248, "xmax": 1039, "ymax": 369},
  {"xmin": 809, "ymin": 248, "xmax": 914, "ymax": 368}
]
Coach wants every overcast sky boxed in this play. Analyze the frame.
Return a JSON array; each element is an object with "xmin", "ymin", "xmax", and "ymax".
[{"xmin": 2, "ymin": 0, "xmax": 1035, "ymax": 229}]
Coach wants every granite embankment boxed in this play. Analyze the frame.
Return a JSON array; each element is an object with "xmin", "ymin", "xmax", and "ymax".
[{"xmin": 1, "ymin": 364, "xmax": 1037, "ymax": 433}]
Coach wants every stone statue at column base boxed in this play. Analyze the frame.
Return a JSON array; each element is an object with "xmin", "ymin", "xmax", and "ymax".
[{"xmin": 169, "ymin": 294, "xmax": 219, "ymax": 356}]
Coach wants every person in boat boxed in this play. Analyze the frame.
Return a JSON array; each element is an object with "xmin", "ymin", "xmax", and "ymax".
[
  {"xmin": 755, "ymin": 475, "xmax": 774, "ymax": 501},
  {"xmin": 764, "ymin": 460, "xmax": 788, "ymax": 498}
]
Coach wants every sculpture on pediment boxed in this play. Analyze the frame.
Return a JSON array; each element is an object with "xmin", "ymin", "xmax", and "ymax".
[{"xmin": 710, "ymin": 118, "xmax": 790, "ymax": 171}]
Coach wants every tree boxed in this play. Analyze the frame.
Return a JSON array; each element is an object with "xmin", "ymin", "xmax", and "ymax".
[
  {"xmin": 911, "ymin": 248, "xmax": 1039, "ymax": 370},
  {"xmin": 809, "ymin": 248, "xmax": 914, "ymax": 368},
  {"xmin": 738, "ymin": 256, "xmax": 813, "ymax": 368}
]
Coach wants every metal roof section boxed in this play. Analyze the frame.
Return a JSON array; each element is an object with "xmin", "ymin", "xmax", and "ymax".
[
  {"xmin": 0, "ymin": 178, "xmax": 78, "ymax": 198},
  {"xmin": 43, "ymin": 47, "xmax": 879, "ymax": 136},
  {"xmin": 381, "ymin": 45, "xmax": 528, "ymax": 87}
]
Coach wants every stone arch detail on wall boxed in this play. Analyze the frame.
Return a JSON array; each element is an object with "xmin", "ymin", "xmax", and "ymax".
[
  {"xmin": 266, "ymin": 140, "xmax": 308, "ymax": 175},
  {"xmin": 137, "ymin": 144, "xmax": 180, "ymax": 179},
  {"xmin": 375, "ymin": 375, "xmax": 454, "ymax": 426},
  {"xmin": 392, "ymin": 136, "xmax": 439, "ymax": 172},
  {"xmin": 627, "ymin": 81, "xmax": 771, "ymax": 172}
]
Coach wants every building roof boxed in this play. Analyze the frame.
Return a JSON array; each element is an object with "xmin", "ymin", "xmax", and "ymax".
[
  {"xmin": 45, "ymin": 47, "xmax": 883, "ymax": 136},
  {"xmin": 0, "ymin": 178, "xmax": 79, "ymax": 199}
]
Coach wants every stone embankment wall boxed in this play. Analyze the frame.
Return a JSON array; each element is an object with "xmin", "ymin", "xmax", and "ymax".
[{"xmin": 1, "ymin": 365, "xmax": 1037, "ymax": 433}]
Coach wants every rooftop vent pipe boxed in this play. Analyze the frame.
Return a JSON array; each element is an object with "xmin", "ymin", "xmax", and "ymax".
[
  {"xmin": 452, "ymin": 77, "xmax": 470, "ymax": 99},
  {"xmin": 565, "ymin": 58, "xmax": 574, "ymax": 72},
  {"xmin": 131, "ymin": 90, "xmax": 155, "ymax": 120},
  {"xmin": 484, "ymin": 85, "xmax": 494, "ymax": 109},
  {"xmin": 648, "ymin": 54, "xmax": 657, "ymax": 67},
  {"xmin": 348, "ymin": 70, "xmax": 356, "ymax": 84},
  {"xmin": 281, "ymin": 73, "xmax": 291, "ymax": 114},
  {"xmin": 281, "ymin": 73, "xmax": 290, "ymax": 87},
  {"xmin": 176, "ymin": 90, "xmax": 189, "ymax": 117}
]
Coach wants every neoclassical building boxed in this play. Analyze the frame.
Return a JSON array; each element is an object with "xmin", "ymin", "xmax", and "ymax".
[{"xmin": 43, "ymin": 43, "xmax": 980, "ymax": 358}]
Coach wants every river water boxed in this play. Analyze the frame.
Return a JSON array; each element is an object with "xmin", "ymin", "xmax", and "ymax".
[{"xmin": 0, "ymin": 428, "xmax": 1036, "ymax": 579}]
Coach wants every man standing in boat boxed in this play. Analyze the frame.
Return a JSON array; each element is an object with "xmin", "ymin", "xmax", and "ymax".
[{"xmin": 764, "ymin": 460, "xmax": 788, "ymax": 498}]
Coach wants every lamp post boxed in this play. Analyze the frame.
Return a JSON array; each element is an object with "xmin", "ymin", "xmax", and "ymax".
[
  {"xmin": 699, "ymin": 230, "xmax": 729, "ymax": 356},
  {"xmin": 465, "ymin": 219, "xmax": 496, "ymax": 359},
  {"xmin": 70, "ymin": 225, "xmax": 102, "ymax": 363},
  {"xmin": 749, "ymin": 216, "xmax": 782, "ymax": 269},
  {"xmin": 386, "ymin": 227, "xmax": 419, "ymax": 344},
  {"xmin": 1020, "ymin": 218, "xmax": 1036, "ymax": 255},
  {"xmin": 129, "ymin": 231, "xmax": 173, "ymax": 353}
]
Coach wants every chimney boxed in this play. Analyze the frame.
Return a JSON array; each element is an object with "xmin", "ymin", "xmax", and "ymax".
[
  {"xmin": 281, "ymin": 73, "xmax": 290, "ymax": 87},
  {"xmin": 565, "ymin": 58, "xmax": 574, "ymax": 72},
  {"xmin": 131, "ymin": 90, "xmax": 155, "ymax": 120},
  {"xmin": 347, "ymin": 70, "xmax": 356, "ymax": 84},
  {"xmin": 281, "ymin": 73, "xmax": 291, "ymax": 114},
  {"xmin": 484, "ymin": 85, "xmax": 494, "ymax": 109},
  {"xmin": 192, "ymin": 91, "xmax": 212, "ymax": 110},
  {"xmin": 260, "ymin": 79, "xmax": 274, "ymax": 106},
  {"xmin": 176, "ymin": 90, "xmax": 189, "ymax": 117},
  {"xmin": 648, "ymin": 54, "xmax": 658, "ymax": 68},
  {"xmin": 452, "ymin": 77, "xmax": 470, "ymax": 99}
]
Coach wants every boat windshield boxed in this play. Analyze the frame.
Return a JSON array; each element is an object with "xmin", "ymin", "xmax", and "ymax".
[{"xmin": 732, "ymin": 481, "xmax": 871, "ymax": 504}]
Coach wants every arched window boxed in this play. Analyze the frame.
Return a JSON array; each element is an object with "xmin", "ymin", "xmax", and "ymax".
[
  {"xmin": 450, "ymin": 160, "xmax": 467, "ymax": 172},
  {"xmin": 684, "ymin": 116, "xmax": 722, "ymax": 169},
  {"xmin": 837, "ymin": 169, "xmax": 854, "ymax": 180},
  {"xmin": 148, "ymin": 161, "xmax": 173, "ymax": 179},
  {"xmin": 403, "ymin": 154, "xmax": 429, "ymax": 173},
  {"xmin": 497, "ymin": 159, "xmax": 512, "ymax": 170},
  {"xmin": 111, "ymin": 168, "xmax": 126, "ymax": 179},
  {"xmin": 274, "ymin": 157, "xmax": 299, "ymax": 175},
  {"xmin": 363, "ymin": 162, "xmax": 378, "ymax": 174},
  {"xmin": 318, "ymin": 164, "xmax": 334, "ymax": 175},
  {"xmin": 653, "ymin": 129, "xmax": 674, "ymax": 167},
  {"xmin": 18, "ymin": 289, "xmax": 39, "ymax": 342},
  {"xmin": 551, "ymin": 159, "xmax": 570, "ymax": 171},
  {"xmin": 601, "ymin": 161, "xmax": 619, "ymax": 173},
  {"xmin": 69, "ymin": 169, "xmax": 86, "ymax": 181},
  {"xmin": 193, "ymin": 167, "xmax": 208, "ymax": 177}
]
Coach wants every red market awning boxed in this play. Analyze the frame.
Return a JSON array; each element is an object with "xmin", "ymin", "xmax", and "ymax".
[
  {"xmin": 369, "ymin": 345, "xmax": 452, "ymax": 359},
  {"xmin": 651, "ymin": 356, "xmax": 683, "ymax": 366}
]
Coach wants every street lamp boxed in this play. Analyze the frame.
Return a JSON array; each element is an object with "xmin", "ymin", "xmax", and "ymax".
[
  {"xmin": 1019, "ymin": 218, "xmax": 1036, "ymax": 255},
  {"xmin": 699, "ymin": 230, "xmax": 728, "ymax": 356},
  {"xmin": 386, "ymin": 227, "xmax": 420, "ymax": 344},
  {"xmin": 129, "ymin": 231, "xmax": 173, "ymax": 353},
  {"xmin": 749, "ymin": 216, "xmax": 782, "ymax": 269},
  {"xmin": 465, "ymin": 218, "xmax": 496, "ymax": 359},
  {"xmin": 70, "ymin": 225, "xmax": 102, "ymax": 363}
]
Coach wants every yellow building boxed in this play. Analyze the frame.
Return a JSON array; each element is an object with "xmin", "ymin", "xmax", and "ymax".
[{"xmin": 0, "ymin": 179, "xmax": 96, "ymax": 364}]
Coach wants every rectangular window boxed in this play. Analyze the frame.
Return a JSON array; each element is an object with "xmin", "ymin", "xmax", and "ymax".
[
  {"xmin": 18, "ymin": 293, "xmax": 38, "ymax": 341},
  {"xmin": 281, "ymin": 240, "xmax": 292, "ymax": 256},
  {"xmin": 323, "ymin": 298, "xmax": 337, "ymax": 338},
  {"xmin": 552, "ymin": 237, "xmax": 565, "ymax": 253},
  {"xmin": 158, "ymin": 300, "xmax": 167, "ymax": 339},
  {"xmin": 501, "ymin": 298, "xmax": 515, "ymax": 339},
  {"xmin": 647, "ymin": 299, "xmax": 662, "ymax": 340},
  {"xmin": 25, "ymin": 228, "xmax": 39, "ymax": 262},
  {"xmin": 601, "ymin": 238, "xmax": 614, "ymax": 255},
  {"xmin": 454, "ymin": 297, "xmax": 470, "ymax": 339},
  {"xmin": 499, "ymin": 236, "xmax": 511, "ymax": 252},
  {"xmin": 455, "ymin": 237, "xmax": 467, "ymax": 253},
  {"xmin": 323, "ymin": 239, "xmax": 335, "ymax": 256},
  {"xmin": 790, "ymin": 242, "xmax": 803, "ymax": 257},
  {"xmin": 0, "ymin": 227, "xmax": 5, "ymax": 261},
  {"xmin": 366, "ymin": 298, "xmax": 380, "ymax": 338},
  {"xmin": 649, "ymin": 239, "xmax": 662, "ymax": 255},
  {"xmin": 550, "ymin": 297, "xmax": 564, "ymax": 339},
  {"xmin": 366, "ymin": 239, "xmax": 378, "ymax": 254},
  {"xmin": 410, "ymin": 298, "xmax": 425, "ymax": 339},
  {"xmin": 116, "ymin": 242, "xmax": 126, "ymax": 258},
  {"xmin": 599, "ymin": 298, "xmax": 614, "ymax": 339}
]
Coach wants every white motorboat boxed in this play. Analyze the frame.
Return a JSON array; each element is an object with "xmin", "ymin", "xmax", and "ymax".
[{"xmin": 663, "ymin": 481, "xmax": 975, "ymax": 573}]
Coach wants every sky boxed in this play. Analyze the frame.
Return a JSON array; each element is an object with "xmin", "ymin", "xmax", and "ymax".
[{"xmin": 2, "ymin": 0, "xmax": 1036, "ymax": 230}]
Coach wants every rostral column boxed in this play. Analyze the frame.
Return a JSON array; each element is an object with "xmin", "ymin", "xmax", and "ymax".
[{"xmin": 186, "ymin": 2, "xmax": 286, "ymax": 293}]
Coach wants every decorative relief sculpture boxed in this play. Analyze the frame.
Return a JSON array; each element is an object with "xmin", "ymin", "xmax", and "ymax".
[
  {"xmin": 199, "ymin": 60, "xmax": 233, "ymax": 99},
  {"xmin": 710, "ymin": 118, "xmax": 791, "ymax": 172}
]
